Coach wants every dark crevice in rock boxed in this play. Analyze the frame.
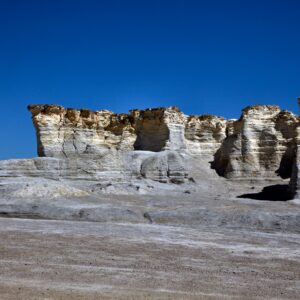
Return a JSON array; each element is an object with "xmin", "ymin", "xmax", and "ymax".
[
  {"xmin": 210, "ymin": 134, "xmax": 238, "ymax": 177},
  {"xmin": 134, "ymin": 121, "xmax": 169, "ymax": 152},
  {"xmin": 276, "ymin": 144, "xmax": 296, "ymax": 179}
]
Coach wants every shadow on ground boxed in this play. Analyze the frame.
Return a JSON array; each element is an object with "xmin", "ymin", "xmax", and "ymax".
[{"xmin": 238, "ymin": 184, "xmax": 292, "ymax": 201}]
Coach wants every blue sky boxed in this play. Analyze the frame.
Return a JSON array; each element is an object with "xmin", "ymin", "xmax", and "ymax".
[{"xmin": 0, "ymin": 0, "xmax": 299, "ymax": 159}]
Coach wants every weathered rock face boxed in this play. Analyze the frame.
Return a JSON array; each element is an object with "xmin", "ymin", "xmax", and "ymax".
[
  {"xmin": 28, "ymin": 105, "xmax": 189, "ymax": 157},
  {"xmin": 29, "ymin": 105, "xmax": 232, "ymax": 160},
  {"xmin": 4, "ymin": 103, "xmax": 294, "ymax": 188},
  {"xmin": 212, "ymin": 105, "xmax": 298, "ymax": 180},
  {"xmin": 27, "ymin": 105, "xmax": 190, "ymax": 184},
  {"xmin": 132, "ymin": 106, "xmax": 187, "ymax": 152},
  {"xmin": 185, "ymin": 115, "xmax": 228, "ymax": 157},
  {"xmin": 28, "ymin": 105, "xmax": 136, "ymax": 157},
  {"xmin": 0, "ymin": 150, "xmax": 188, "ymax": 185},
  {"xmin": 288, "ymin": 100, "xmax": 300, "ymax": 200}
]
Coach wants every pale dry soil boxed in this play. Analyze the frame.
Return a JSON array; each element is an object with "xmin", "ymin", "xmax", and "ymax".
[{"xmin": 0, "ymin": 218, "xmax": 299, "ymax": 299}]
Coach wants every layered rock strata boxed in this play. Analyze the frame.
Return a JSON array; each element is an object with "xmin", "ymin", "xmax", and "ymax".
[
  {"xmin": 0, "ymin": 150, "xmax": 188, "ymax": 184},
  {"xmin": 28, "ymin": 104, "xmax": 299, "ymax": 180},
  {"xmin": 27, "ymin": 105, "xmax": 190, "ymax": 183},
  {"xmin": 28, "ymin": 104, "xmax": 136, "ymax": 157},
  {"xmin": 288, "ymin": 100, "xmax": 300, "ymax": 199},
  {"xmin": 28, "ymin": 105, "xmax": 189, "ymax": 157},
  {"xmin": 184, "ymin": 115, "xmax": 228, "ymax": 157},
  {"xmin": 1, "ymin": 104, "xmax": 298, "ymax": 190},
  {"xmin": 28, "ymin": 104, "xmax": 232, "ymax": 158},
  {"xmin": 212, "ymin": 105, "xmax": 298, "ymax": 180}
]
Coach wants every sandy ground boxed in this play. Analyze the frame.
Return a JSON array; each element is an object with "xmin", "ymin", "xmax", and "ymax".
[{"xmin": 0, "ymin": 217, "xmax": 299, "ymax": 299}]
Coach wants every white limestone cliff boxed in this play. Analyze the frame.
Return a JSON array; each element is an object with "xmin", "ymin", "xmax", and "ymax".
[
  {"xmin": 185, "ymin": 115, "xmax": 228, "ymax": 157},
  {"xmin": 0, "ymin": 103, "xmax": 298, "ymax": 194},
  {"xmin": 212, "ymin": 105, "xmax": 298, "ymax": 180}
]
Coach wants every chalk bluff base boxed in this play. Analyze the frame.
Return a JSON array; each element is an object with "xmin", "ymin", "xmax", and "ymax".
[{"xmin": 1, "ymin": 103, "xmax": 300, "ymax": 197}]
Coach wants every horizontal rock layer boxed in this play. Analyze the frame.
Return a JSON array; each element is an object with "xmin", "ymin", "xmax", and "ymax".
[
  {"xmin": 28, "ymin": 105, "xmax": 187, "ymax": 157},
  {"xmin": 288, "ymin": 125, "xmax": 300, "ymax": 199},
  {"xmin": 28, "ymin": 104, "xmax": 228, "ymax": 158},
  {"xmin": 213, "ymin": 105, "xmax": 299, "ymax": 179},
  {"xmin": 0, "ymin": 102, "xmax": 299, "ymax": 199},
  {"xmin": 28, "ymin": 104, "xmax": 299, "ymax": 181},
  {"xmin": 0, "ymin": 150, "xmax": 188, "ymax": 184}
]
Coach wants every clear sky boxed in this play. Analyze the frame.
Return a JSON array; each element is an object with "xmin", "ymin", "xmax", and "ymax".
[{"xmin": 0, "ymin": 0, "xmax": 299, "ymax": 159}]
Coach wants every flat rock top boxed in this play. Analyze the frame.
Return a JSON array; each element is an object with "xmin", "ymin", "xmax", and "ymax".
[{"xmin": 28, "ymin": 103, "xmax": 291, "ymax": 120}]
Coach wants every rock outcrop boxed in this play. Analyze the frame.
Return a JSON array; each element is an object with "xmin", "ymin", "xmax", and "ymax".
[
  {"xmin": 28, "ymin": 104, "xmax": 229, "ymax": 159},
  {"xmin": 28, "ymin": 104, "xmax": 299, "ymax": 181},
  {"xmin": 28, "ymin": 105, "xmax": 188, "ymax": 157},
  {"xmin": 26, "ymin": 105, "xmax": 190, "ymax": 184},
  {"xmin": 212, "ymin": 105, "xmax": 298, "ymax": 180},
  {"xmin": 28, "ymin": 104, "xmax": 136, "ymax": 157},
  {"xmin": 0, "ymin": 103, "xmax": 299, "ymax": 196},
  {"xmin": 184, "ymin": 115, "xmax": 228, "ymax": 157},
  {"xmin": 288, "ymin": 99, "xmax": 300, "ymax": 200}
]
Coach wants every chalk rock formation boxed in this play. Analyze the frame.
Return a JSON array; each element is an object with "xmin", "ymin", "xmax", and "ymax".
[
  {"xmin": 26, "ymin": 105, "xmax": 190, "ymax": 183},
  {"xmin": 0, "ymin": 103, "xmax": 298, "ymax": 195},
  {"xmin": 28, "ymin": 104, "xmax": 136, "ymax": 157},
  {"xmin": 138, "ymin": 151, "xmax": 187, "ymax": 183},
  {"xmin": 132, "ymin": 107, "xmax": 187, "ymax": 152},
  {"xmin": 28, "ymin": 105, "xmax": 188, "ymax": 157},
  {"xmin": 0, "ymin": 151, "xmax": 188, "ymax": 184},
  {"xmin": 26, "ymin": 104, "xmax": 300, "ymax": 183},
  {"xmin": 185, "ymin": 115, "xmax": 228, "ymax": 157},
  {"xmin": 28, "ymin": 105, "xmax": 229, "ymax": 159},
  {"xmin": 288, "ymin": 99, "xmax": 300, "ymax": 200},
  {"xmin": 212, "ymin": 105, "xmax": 298, "ymax": 180}
]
